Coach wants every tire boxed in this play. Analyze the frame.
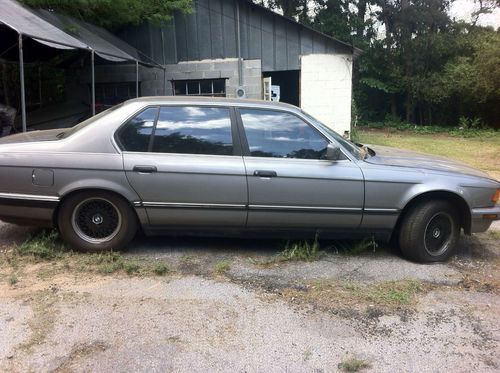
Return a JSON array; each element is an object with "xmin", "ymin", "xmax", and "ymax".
[
  {"xmin": 399, "ymin": 200, "xmax": 460, "ymax": 263},
  {"xmin": 58, "ymin": 191, "xmax": 137, "ymax": 252}
]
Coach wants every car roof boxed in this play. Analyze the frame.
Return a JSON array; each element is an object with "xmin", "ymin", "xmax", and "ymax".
[{"xmin": 124, "ymin": 96, "xmax": 299, "ymax": 111}]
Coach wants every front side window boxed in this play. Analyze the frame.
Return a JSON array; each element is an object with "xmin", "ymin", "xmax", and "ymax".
[
  {"xmin": 117, "ymin": 107, "xmax": 157, "ymax": 152},
  {"xmin": 152, "ymin": 106, "xmax": 233, "ymax": 155},
  {"xmin": 239, "ymin": 109, "xmax": 328, "ymax": 159}
]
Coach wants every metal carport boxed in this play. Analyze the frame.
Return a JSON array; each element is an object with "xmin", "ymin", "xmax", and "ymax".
[{"xmin": 0, "ymin": 0, "xmax": 158, "ymax": 132}]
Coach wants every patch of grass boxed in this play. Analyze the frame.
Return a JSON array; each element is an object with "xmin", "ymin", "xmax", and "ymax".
[
  {"xmin": 338, "ymin": 357, "xmax": 371, "ymax": 372},
  {"xmin": 123, "ymin": 261, "xmax": 140, "ymax": 275},
  {"xmin": 279, "ymin": 234, "xmax": 323, "ymax": 262},
  {"xmin": 286, "ymin": 279, "xmax": 424, "ymax": 311},
  {"xmin": 18, "ymin": 230, "xmax": 67, "ymax": 260},
  {"xmin": 358, "ymin": 129, "xmax": 500, "ymax": 180},
  {"xmin": 213, "ymin": 260, "xmax": 230, "ymax": 275},
  {"xmin": 344, "ymin": 238, "xmax": 377, "ymax": 256},
  {"xmin": 153, "ymin": 263, "xmax": 169, "ymax": 276},
  {"xmin": 488, "ymin": 230, "xmax": 500, "ymax": 240},
  {"xmin": 8, "ymin": 273, "xmax": 18, "ymax": 286}
]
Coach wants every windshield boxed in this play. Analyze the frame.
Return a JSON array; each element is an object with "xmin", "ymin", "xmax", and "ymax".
[
  {"xmin": 301, "ymin": 111, "xmax": 366, "ymax": 160},
  {"xmin": 59, "ymin": 103, "xmax": 125, "ymax": 139}
]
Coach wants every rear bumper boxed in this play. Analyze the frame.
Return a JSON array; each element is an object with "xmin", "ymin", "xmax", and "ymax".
[{"xmin": 470, "ymin": 205, "xmax": 500, "ymax": 233}]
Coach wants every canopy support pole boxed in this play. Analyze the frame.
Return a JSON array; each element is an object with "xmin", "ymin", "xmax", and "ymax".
[
  {"xmin": 91, "ymin": 50, "xmax": 95, "ymax": 116},
  {"xmin": 135, "ymin": 61, "xmax": 139, "ymax": 98},
  {"xmin": 18, "ymin": 34, "xmax": 27, "ymax": 133},
  {"xmin": 163, "ymin": 68, "xmax": 167, "ymax": 95}
]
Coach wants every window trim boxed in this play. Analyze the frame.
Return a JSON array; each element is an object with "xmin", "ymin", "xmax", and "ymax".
[
  {"xmin": 114, "ymin": 104, "xmax": 242, "ymax": 157},
  {"xmin": 234, "ymin": 107, "xmax": 339, "ymax": 161}
]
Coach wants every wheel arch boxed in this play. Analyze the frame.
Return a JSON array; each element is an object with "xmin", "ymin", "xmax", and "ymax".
[
  {"xmin": 52, "ymin": 187, "xmax": 144, "ymax": 228},
  {"xmin": 392, "ymin": 190, "xmax": 472, "ymax": 241}
]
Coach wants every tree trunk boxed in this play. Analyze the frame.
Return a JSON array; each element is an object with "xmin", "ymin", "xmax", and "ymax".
[{"xmin": 391, "ymin": 95, "xmax": 398, "ymax": 119}]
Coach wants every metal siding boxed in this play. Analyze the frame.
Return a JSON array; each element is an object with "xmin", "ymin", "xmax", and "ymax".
[
  {"xmin": 186, "ymin": 7, "xmax": 200, "ymax": 60},
  {"xmin": 222, "ymin": 0, "xmax": 237, "ymax": 58},
  {"xmin": 175, "ymin": 15, "xmax": 188, "ymax": 61},
  {"xmin": 247, "ymin": 7, "xmax": 262, "ymax": 60},
  {"xmin": 197, "ymin": 0, "xmax": 213, "ymax": 59},
  {"xmin": 209, "ymin": 0, "xmax": 225, "ymax": 59},
  {"xmin": 274, "ymin": 17, "xmax": 287, "ymax": 70},
  {"xmin": 162, "ymin": 20, "xmax": 178, "ymax": 64},
  {"xmin": 260, "ymin": 13, "xmax": 274, "ymax": 71},
  {"xmin": 286, "ymin": 22, "xmax": 300, "ymax": 70},
  {"xmin": 300, "ymin": 29, "xmax": 313, "ymax": 56},
  {"xmin": 312, "ymin": 34, "xmax": 326, "ymax": 54},
  {"xmin": 239, "ymin": 2, "xmax": 250, "ymax": 59}
]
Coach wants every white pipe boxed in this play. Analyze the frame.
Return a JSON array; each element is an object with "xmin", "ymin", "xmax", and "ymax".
[{"xmin": 18, "ymin": 34, "xmax": 26, "ymax": 132}]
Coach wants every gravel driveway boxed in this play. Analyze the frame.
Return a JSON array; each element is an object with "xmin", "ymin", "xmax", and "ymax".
[{"xmin": 1, "ymin": 221, "xmax": 499, "ymax": 372}]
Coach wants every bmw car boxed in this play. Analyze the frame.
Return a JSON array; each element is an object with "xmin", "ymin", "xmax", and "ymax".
[{"xmin": 0, "ymin": 97, "xmax": 498, "ymax": 262}]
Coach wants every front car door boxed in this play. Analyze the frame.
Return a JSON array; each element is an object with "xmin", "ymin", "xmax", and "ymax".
[
  {"xmin": 117, "ymin": 104, "xmax": 248, "ymax": 230},
  {"xmin": 236, "ymin": 107, "xmax": 364, "ymax": 231}
]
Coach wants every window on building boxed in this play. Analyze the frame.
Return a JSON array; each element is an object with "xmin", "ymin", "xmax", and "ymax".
[
  {"xmin": 152, "ymin": 106, "xmax": 233, "ymax": 155},
  {"xmin": 239, "ymin": 109, "xmax": 328, "ymax": 160},
  {"xmin": 173, "ymin": 79, "xmax": 226, "ymax": 97}
]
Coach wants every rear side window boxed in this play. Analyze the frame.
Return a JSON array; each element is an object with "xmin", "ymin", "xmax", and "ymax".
[
  {"xmin": 117, "ymin": 107, "xmax": 157, "ymax": 152},
  {"xmin": 152, "ymin": 106, "xmax": 233, "ymax": 155}
]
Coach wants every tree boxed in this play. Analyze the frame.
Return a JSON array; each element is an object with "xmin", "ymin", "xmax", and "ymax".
[{"xmin": 21, "ymin": 0, "xmax": 193, "ymax": 30}]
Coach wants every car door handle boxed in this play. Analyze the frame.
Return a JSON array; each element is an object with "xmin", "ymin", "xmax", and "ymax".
[
  {"xmin": 133, "ymin": 165, "xmax": 157, "ymax": 173},
  {"xmin": 254, "ymin": 170, "xmax": 277, "ymax": 178}
]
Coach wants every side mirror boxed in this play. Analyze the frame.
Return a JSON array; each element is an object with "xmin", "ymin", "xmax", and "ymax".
[{"xmin": 326, "ymin": 143, "xmax": 342, "ymax": 161}]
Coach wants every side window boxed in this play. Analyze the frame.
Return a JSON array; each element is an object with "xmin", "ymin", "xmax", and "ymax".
[
  {"xmin": 152, "ymin": 106, "xmax": 233, "ymax": 155},
  {"xmin": 239, "ymin": 109, "xmax": 328, "ymax": 159},
  {"xmin": 117, "ymin": 107, "xmax": 157, "ymax": 152}
]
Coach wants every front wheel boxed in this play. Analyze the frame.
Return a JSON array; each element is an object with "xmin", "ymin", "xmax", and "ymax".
[
  {"xmin": 399, "ymin": 200, "xmax": 460, "ymax": 262},
  {"xmin": 58, "ymin": 191, "xmax": 137, "ymax": 252}
]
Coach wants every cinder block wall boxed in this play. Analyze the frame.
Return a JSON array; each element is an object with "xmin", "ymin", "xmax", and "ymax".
[
  {"xmin": 300, "ymin": 54, "xmax": 352, "ymax": 135},
  {"xmin": 79, "ymin": 58, "xmax": 263, "ymax": 100}
]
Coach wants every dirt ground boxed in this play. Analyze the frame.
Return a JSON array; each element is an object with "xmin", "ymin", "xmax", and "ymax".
[{"xmin": 0, "ymin": 221, "xmax": 499, "ymax": 372}]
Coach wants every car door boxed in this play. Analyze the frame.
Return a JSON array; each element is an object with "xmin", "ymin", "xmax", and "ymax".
[
  {"xmin": 118, "ymin": 105, "xmax": 248, "ymax": 228},
  {"xmin": 236, "ymin": 107, "xmax": 364, "ymax": 229}
]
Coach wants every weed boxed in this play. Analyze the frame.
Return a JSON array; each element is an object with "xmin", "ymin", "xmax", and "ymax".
[
  {"xmin": 279, "ymin": 234, "xmax": 323, "ymax": 262},
  {"xmin": 338, "ymin": 357, "xmax": 371, "ymax": 372},
  {"xmin": 18, "ymin": 230, "xmax": 67, "ymax": 260},
  {"xmin": 213, "ymin": 260, "xmax": 230, "ymax": 275},
  {"xmin": 345, "ymin": 238, "xmax": 377, "ymax": 256},
  {"xmin": 8, "ymin": 274, "xmax": 18, "ymax": 286},
  {"xmin": 123, "ymin": 261, "xmax": 140, "ymax": 275},
  {"xmin": 488, "ymin": 230, "xmax": 500, "ymax": 240},
  {"xmin": 153, "ymin": 263, "xmax": 169, "ymax": 276}
]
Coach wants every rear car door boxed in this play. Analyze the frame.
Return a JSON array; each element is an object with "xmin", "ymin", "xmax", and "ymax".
[
  {"xmin": 236, "ymin": 107, "xmax": 364, "ymax": 230},
  {"xmin": 118, "ymin": 105, "xmax": 248, "ymax": 229}
]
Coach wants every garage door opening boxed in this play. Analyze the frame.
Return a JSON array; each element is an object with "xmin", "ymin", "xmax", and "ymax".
[{"xmin": 262, "ymin": 70, "xmax": 300, "ymax": 107}]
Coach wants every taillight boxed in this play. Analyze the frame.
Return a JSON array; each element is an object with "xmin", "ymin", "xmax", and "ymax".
[{"xmin": 493, "ymin": 189, "xmax": 500, "ymax": 203}]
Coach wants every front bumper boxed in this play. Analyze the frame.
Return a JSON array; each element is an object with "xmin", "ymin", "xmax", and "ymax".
[{"xmin": 470, "ymin": 205, "xmax": 500, "ymax": 233}]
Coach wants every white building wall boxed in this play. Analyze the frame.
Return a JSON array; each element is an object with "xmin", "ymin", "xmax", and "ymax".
[{"xmin": 300, "ymin": 54, "xmax": 352, "ymax": 135}]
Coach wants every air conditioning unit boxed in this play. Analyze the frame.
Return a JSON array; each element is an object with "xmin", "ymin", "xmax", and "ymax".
[{"xmin": 235, "ymin": 86, "xmax": 246, "ymax": 98}]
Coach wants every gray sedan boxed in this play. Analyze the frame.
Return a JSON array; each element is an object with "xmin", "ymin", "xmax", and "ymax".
[{"xmin": 0, "ymin": 97, "xmax": 498, "ymax": 262}]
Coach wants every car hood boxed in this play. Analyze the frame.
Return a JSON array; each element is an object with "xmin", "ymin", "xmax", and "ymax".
[
  {"xmin": 0, "ymin": 129, "xmax": 62, "ymax": 144},
  {"xmin": 364, "ymin": 145, "xmax": 493, "ymax": 180}
]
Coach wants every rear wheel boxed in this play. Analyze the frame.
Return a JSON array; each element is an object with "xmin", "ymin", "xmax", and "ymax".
[
  {"xmin": 399, "ymin": 200, "xmax": 460, "ymax": 262},
  {"xmin": 58, "ymin": 191, "xmax": 137, "ymax": 252}
]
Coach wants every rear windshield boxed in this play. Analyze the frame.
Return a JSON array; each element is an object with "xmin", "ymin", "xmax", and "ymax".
[{"xmin": 59, "ymin": 103, "xmax": 124, "ymax": 139}]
